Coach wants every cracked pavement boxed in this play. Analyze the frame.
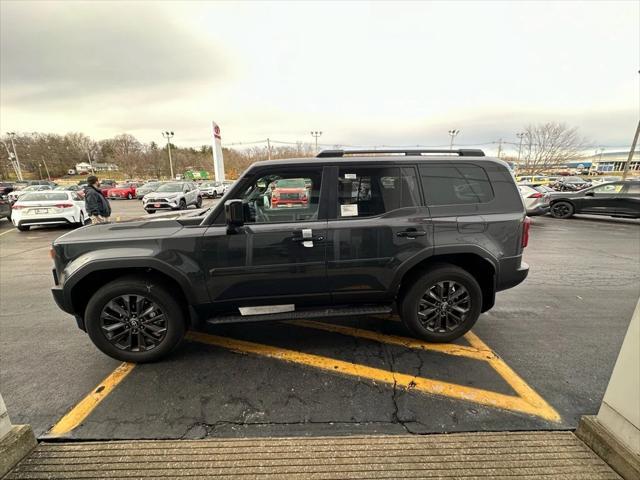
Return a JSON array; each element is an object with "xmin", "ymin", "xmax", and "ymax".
[{"xmin": 1, "ymin": 209, "xmax": 638, "ymax": 439}]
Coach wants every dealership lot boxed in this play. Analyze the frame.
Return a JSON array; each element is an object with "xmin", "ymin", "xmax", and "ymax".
[{"xmin": 0, "ymin": 203, "xmax": 638, "ymax": 440}]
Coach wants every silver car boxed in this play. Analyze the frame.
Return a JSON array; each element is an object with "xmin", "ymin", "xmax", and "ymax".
[
  {"xmin": 518, "ymin": 184, "xmax": 550, "ymax": 216},
  {"xmin": 136, "ymin": 181, "xmax": 163, "ymax": 199}
]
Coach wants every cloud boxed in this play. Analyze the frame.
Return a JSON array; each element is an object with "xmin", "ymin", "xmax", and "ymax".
[{"xmin": 0, "ymin": 1, "xmax": 233, "ymax": 105}]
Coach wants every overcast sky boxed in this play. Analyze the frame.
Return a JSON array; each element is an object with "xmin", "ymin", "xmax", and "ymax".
[{"xmin": 1, "ymin": 0, "xmax": 638, "ymax": 155}]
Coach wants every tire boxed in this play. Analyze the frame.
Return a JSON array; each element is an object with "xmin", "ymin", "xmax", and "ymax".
[
  {"xmin": 399, "ymin": 264, "xmax": 483, "ymax": 343},
  {"xmin": 17, "ymin": 225, "xmax": 30, "ymax": 231},
  {"xmin": 178, "ymin": 199, "xmax": 187, "ymax": 210},
  {"xmin": 550, "ymin": 201, "xmax": 574, "ymax": 219},
  {"xmin": 212, "ymin": 191, "xmax": 218, "ymax": 199},
  {"xmin": 84, "ymin": 276, "xmax": 186, "ymax": 362},
  {"xmin": 196, "ymin": 196, "xmax": 203, "ymax": 208},
  {"xmin": 147, "ymin": 209, "xmax": 156, "ymax": 214},
  {"xmin": 127, "ymin": 193, "xmax": 133, "ymax": 200},
  {"xmin": 76, "ymin": 212, "xmax": 85, "ymax": 227}
]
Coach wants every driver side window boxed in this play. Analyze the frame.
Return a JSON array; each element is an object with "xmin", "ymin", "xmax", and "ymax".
[
  {"xmin": 593, "ymin": 183, "xmax": 623, "ymax": 194},
  {"xmin": 237, "ymin": 171, "xmax": 322, "ymax": 224}
]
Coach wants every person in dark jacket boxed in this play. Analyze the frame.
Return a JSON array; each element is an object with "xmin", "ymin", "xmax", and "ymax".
[{"xmin": 84, "ymin": 175, "xmax": 112, "ymax": 224}]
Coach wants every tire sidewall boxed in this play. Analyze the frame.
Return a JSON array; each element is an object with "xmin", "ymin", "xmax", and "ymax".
[
  {"xmin": 400, "ymin": 266, "xmax": 482, "ymax": 343},
  {"xmin": 551, "ymin": 201, "xmax": 574, "ymax": 219},
  {"xmin": 85, "ymin": 278, "xmax": 186, "ymax": 362}
]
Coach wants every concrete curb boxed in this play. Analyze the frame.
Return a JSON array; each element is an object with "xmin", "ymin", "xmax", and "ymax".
[
  {"xmin": 576, "ymin": 415, "xmax": 640, "ymax": 480},
  {"xmin": 0, "ymin": 425, "xmax": 37, "ymax": 478}
]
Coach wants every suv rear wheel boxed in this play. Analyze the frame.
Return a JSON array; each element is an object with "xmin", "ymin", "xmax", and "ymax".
[
  {"xmin": 84, "ymin": 277, "xmax": 186, "ymax": 362},
  {"xmin": 399, "ymin": 265, "xmax": 482, "ymax": 343}
]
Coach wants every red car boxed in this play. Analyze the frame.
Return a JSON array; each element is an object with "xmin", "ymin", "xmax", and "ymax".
[
  {"xmin": 107, "ymin": 183, "xmax": 137, "ymax": 200},
  {"xmin": 269, "ymin": 178, "xmax": 308, "ymax": 208}
]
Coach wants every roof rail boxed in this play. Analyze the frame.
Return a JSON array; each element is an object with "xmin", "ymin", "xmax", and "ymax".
[{"xmin": 316, "ymin": 149, "xmax": 485, "ymax": 158}]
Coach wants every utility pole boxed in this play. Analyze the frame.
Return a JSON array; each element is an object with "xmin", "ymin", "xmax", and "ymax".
[
  {"xmin": 310, "ymin": 131, "xmax": 322, "ymax": 153},
  {"xmin": 162, "ymin": 131, "xmax": 175, "ymax": 179},
  {"xmin": 86, "ymin": 151, "xmax": 94, "ymax": 173},
  {"xmin": 622, "ymin": 120, "xmax": 640, "ymax": 180},
  {"xmin": 7, "ymin": 132, "xmax": 23, "ymax": 181},
  {"xmin": 448, "ymin": 129, "xmax": 460, "ymax": 150},
  {"xmin": 37, "ymin": 163, "xmax": 43, "ymax": 179},
  {"xmin": 41, "ymin": 156, "xmax": 51, "ymax": 180},
  {"xmin": 496, "ymin": 138, "xmax": 503, "ymax": 159},
  {"xmin": 516, "ymin": 132, "xmax": 526, "ymax": 163},
  {"xmin": 267, "ymin": 138, "xmax": 272, "ymax": 161}
]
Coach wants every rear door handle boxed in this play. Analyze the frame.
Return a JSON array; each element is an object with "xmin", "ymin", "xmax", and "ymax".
[{"xmin": 397, "ymin": 229, "xmax": 427, "ymax": 238}]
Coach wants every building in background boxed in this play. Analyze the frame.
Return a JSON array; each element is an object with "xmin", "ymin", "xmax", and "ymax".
[{"xmin": 589, "ymin": 150, "xmax": 640, "ymax": 173}]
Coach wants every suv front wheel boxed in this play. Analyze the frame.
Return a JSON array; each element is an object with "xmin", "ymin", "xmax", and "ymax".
[
  {"xmin": 400, "ymin": 265, "xmax": 482, "ymax": 343},
  {"xmin": 84, "ymin": 276, "xmax": 186, "ymax": 362}
]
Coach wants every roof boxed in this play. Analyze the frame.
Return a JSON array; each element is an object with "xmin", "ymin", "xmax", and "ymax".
[{"xmin": 249, "ymin": 149, "xmax": 505, "ymax": 170}]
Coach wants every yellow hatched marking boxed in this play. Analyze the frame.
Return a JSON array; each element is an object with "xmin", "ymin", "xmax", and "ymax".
[
  {"xmin": 186, "ymin": 331, "xmax": 560, "ymax": 422},
  {"xmin": 288, "ymin": 320, "xmax": 560, "ymax": 422},
  {"xmin": 48, "ymin": 362, "xmax": 136, "ymax": 437}
]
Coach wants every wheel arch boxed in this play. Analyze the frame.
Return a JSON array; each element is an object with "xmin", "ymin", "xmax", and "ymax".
[
  {"xmin": 396, "ymin": 252, "xmax": 497, "ymax": 313},
  {"xmin": 69, "ymin": 267, "xmax": 193, "ymax": 330}
]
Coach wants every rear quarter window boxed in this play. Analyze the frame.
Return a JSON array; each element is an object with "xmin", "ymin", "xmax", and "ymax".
[{"xmin": 419, "ymin": 164, "xmax": 494, "ymax": 205}]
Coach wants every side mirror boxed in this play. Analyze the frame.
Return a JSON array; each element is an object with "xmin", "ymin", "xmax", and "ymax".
[
  {"xmin": 585, "ymin": 191, "xmax": 595, "ymax": 197},
  {"xmin": 225, "ymin": 199, "xmax": 244, "ymax": 229}
]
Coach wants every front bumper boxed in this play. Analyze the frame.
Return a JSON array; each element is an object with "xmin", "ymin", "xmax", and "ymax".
[{"xmin": 144, "ymin": 199, "xmax": 179, "ymax": 210}]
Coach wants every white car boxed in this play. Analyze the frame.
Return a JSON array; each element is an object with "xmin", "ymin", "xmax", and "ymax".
[
  {"xmin": 11, "ymin": 190, "xmax": 87, "ymax": 231},
  {"xmin": 142, "ymin": 181, "xmax": 202, "ymax": 213},
  {"xmin": 199, "ymin": 181, "xmax": 226, "ymax": 198},
  {"xmin": 7, "ymin": 184, "xmax": 53, "ymax": 202},
  {"xmin": 517, "ymin": 184, "xmax": 551, "ymax": 216}
]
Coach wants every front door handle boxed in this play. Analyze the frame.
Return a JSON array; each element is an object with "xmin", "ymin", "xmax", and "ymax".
[
  {"xmin": 292, "ymin": 228, "xmax": 324, "ymax": 247},
  {"xmin": 397, "ymin": 229, "xmax": 427, "ymax": 239}
]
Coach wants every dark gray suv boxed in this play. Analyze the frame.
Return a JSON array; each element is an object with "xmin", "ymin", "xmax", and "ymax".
[{"xmin": 51, "ymin": 149, "xmax": 529, "ymax": 362}]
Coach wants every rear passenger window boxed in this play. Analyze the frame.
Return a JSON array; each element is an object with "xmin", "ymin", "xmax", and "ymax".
[
  {"xmin": 338, "ymin": 167, "xmax": 419, "ymax": 218},
  {"xmin": 419, "ymin": 165, "xmax": 493, "ymax": 205}
]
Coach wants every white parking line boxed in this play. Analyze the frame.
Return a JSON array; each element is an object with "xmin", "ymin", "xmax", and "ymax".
[{"xmin": 0, "ymin": 228, "xmax": 17, "ymax": 237}]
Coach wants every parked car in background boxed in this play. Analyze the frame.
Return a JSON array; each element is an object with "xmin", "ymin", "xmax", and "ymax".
[
  {"xmin": 516, "ymin": 175, "xmax": 552, "ymax": 186},
  {"xmin": 517, "ymin": 184, "xmax": 550, "ymax": 216},
  {"xmin": 135, "ymin": 181, "xmax": 162, "ymax": 199},
  {"xmin": 8, "ymin": 184, "xmax": 53, "ymax": 202},
  {"xmin": 0, "ymin": 193, "xmax": 11, "ymax": 220},
  {"xmin": 592, "ymin": 175, "xmax": 622, "ymax": 185},
  {"xmin": 11, "ymin": 190, "xmax": 88, "ymax": 231},
  {"xmin": 549, "ymin": 180, "xmax": 640, "ymax": 219},
  {"xmin": 200, "ymin": 181, "xmax": 226, "ymax": 198},
  {"xmin": 267, "ymin": 178, "xmax": 309, "ymax": 208},
  {"xmin": 99, "ymin": 180, "xmax": 116, "ymax": 196},
  {"xmin": 551, "ymin": 176, "xmax": 591, "ymax": 192},
  {"xmin": 0, "ymin": 182, "xmax": 15, "ymax": 196},
  {"xmin": 55, "ymin": 184, "xmax": 85, "ymax": 199},
  {"xmin": 107, "ymin": 183, "xmax": 137, "ymax": 200},
  {"xmin": 142, "ymin": 181, "xmax": 202, "ymax": 213}
]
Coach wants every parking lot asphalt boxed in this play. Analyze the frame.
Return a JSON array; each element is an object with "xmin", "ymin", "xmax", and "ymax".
[{"xmin": 1, "ymin": 205, "xmax": 638, "ymax": 440}]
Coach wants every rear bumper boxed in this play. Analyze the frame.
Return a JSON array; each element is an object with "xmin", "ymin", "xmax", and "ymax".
[
  {"xmin": 496, "ymin": 257, "xmax": 529, "ymax": 291},
  {"xmin": 13, "ymin": 215, "xmax": 77, "ymax": 227},
  {"xmin": 526, "ymin": 205, "xmax": 550, "ymax": 216}
]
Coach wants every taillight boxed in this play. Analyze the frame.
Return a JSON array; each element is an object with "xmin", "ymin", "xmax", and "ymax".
[
  {"xmin": 12, "ymin": 204, "xmax": 25, "ymax": 209},
  {"xmin": 54, "ymin": 203, "xmax": 73, "ymax": 209},
  {"xmin": 528, "ymin": 192, "xmax": 544, "ymax": 198},
  {"xmin": 521, "ymin": 217, "xmax": 531, "ymax": 248}
]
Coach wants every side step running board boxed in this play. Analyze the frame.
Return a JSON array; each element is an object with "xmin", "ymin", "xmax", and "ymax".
[{"xmin": 207, "ymin": 305, "xmax": 393, "ymax": 325}]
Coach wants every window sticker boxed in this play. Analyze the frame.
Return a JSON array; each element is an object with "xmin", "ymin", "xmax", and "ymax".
[
  {"xmin": 344, "ymin": 173, "xmax": 357, "ymax": 180},
  {"xmin": 340, "ymin": 204, "xmax": 358, "ymax": 217}
]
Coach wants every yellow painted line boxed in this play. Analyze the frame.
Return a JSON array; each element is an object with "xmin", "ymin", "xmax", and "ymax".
[
  {"xmin": 48, "ymin": 362, "xmax": 136, "ymax": 437},
  {"xmin": 0, "ymin": 228, "xmax": 17, "ymax": 237},
  {"xmin": 293, "ymin": 320, "xmax": 560, "ymax": 423},
  {"xmin": 288, "ymin": 320, "xmax": 494, "ymax": 361},
  {"xmin": 465, "ymin": 331, "xmax": 561, "ymax": 422},
  {"xmin": 187, "ymin": 331, "xmax": 558, "ymax": 421}
]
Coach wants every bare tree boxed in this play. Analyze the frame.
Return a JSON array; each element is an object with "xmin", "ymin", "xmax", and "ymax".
[{"xmin": 521, "ymin": 122, "xmax": 588, "ymax": 174}]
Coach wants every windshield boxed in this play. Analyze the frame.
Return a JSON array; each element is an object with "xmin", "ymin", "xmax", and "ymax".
[
  {"xmin": 141, "ymin": 182, "xmax": 159, "ymax": 188},
  {"xmin": 156, "ymin": 183, "xmax": 183, "ymax": 192},
  {"xmin": 274, "ymin": 179, "xmax": 306, "ymax": 188},
  {"xmin": 115, "ymin": 183, "xmax": 131, "ymax": 188},
  {"xmin": 563, "ymin": 176, "xmax": 584, "ymax": 182},
  {"xmin": 20, "ymin": 192, "xmax": 69, "ymax": 202}
]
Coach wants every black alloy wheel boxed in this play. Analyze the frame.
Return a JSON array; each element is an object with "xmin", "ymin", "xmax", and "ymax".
[
  {"xmin": 418, "ymin": 281, "xmax": 471, "ymax": 333},
  {"xmin": 550, "ymin": 201, "xmax": 574, "ymax": 219},
  {"xmin": 99, "ymin": 294, "xmax": 167, "ymax": 352}
]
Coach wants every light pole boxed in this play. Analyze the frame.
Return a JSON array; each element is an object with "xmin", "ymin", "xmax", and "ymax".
[
  {"xmin": 622, "ymin": 120, "xmax": 640, "ymax": 180},
  {"xmin": 516, "ymin": 132, "xmax": 526, "ymax": 163},
  {"xmin": 310, "ymin": 131, "xmax": 322, "ymax": 153},
  {"xmin": 7, "ymin": 132, "xmax": 23, "ymax": 180},
  {"xmin": 448, "ymin": 129, "xmax": 460, "ymax": 150},
  {"xmin": 162, "ymin": 131, "xmax": 175, "ymax": 179}
]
